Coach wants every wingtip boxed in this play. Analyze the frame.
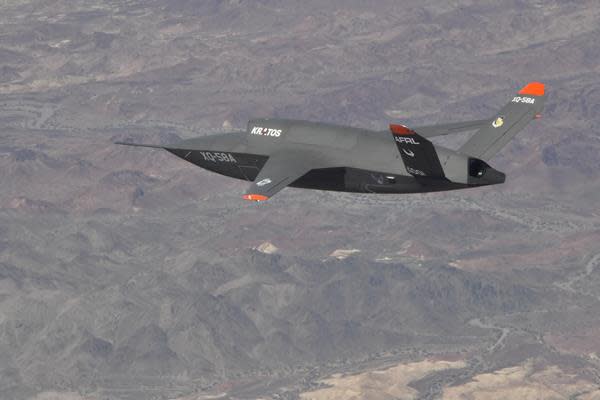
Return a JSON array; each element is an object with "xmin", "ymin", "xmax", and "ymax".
[
  {"xmin": 243, "ymin": 194, "xmax": 269, "ymax": 202},
  {"xmin": 518, "ymin": 82, "xmax": 545, "ymax": 97}
]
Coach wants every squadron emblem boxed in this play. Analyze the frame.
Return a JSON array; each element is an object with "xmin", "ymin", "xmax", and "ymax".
[{"xmin": 492, "ymin": 116, "xmax": 505, "ymax": 129}]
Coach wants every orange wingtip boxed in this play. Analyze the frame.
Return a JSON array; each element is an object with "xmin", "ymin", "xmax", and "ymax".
[
  {"xmin": 390, "ymin": 124, "xmax": 414, "ymax": 135},
  {"xmin": 243, "ymin": 194, "xmax": 269, "ymax": 202},
  {"xmin": 518, "ymin": 82, "xmax": 545, "ymax": 96}
]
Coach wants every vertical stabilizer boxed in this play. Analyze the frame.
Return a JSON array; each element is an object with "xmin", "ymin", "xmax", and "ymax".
[
  {"xmin": 459, "ymin": 82, "xmax": 545, "ymax": 160},
  {"xmin": 390, "ymin": 124, "xmax": 446, "ymax": 179}
]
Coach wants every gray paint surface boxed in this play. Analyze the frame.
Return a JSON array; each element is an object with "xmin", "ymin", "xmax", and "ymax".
[{"xmin": 120, "ymin": 83, "xmax": 543, "ymax": 200}]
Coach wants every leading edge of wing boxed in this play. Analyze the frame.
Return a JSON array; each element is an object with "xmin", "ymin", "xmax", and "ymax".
[
  {"xmin": 114, "ymin": 141, "xmax": 166, "ymax": 149},
  {"xmin": 410, "ymin": 119, "xmax": 491, "ymax": 138}
]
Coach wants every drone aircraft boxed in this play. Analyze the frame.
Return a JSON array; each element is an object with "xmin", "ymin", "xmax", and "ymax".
[{"xmin": 117, "ymin": 82, "xmax": 545, "ymax": 201}]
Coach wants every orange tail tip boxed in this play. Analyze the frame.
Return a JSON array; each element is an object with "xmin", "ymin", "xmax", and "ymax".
[
  {"xmin": 518, "ymin": 82, "xmax": 545, "ymax": 96},
  {"xmin": 390, "ymin": 124, "xmax": 415, "ymax": 135},
  {"xmin": 243, "ymin": 194, "xmax": 269, "ymax": 202}
]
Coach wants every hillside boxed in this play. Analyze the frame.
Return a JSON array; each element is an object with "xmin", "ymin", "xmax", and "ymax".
[{"xmin": 0, "ymin": 1, "xmax": 599, "ymax": 399}]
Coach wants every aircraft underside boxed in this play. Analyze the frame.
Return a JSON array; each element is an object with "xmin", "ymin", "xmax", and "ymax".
[{"xmin": 167, "ymin": 149, "xmax": 469, "ymax": 194}]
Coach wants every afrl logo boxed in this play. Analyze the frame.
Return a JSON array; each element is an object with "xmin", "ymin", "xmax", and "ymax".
[
  {"xmin": 512, "ymin": 96, "xmax": 536, "ymax": 104},
  {"xmin": 395, "ymin": 136, "xmax": 420, "ymax": 145},
  {"xmin": 402, "ymin": 148, "xmax": 415, "ymax": 157},
  {"xmin": 251, "ymin": 126, "xmax": 282, "ymax": 137}
]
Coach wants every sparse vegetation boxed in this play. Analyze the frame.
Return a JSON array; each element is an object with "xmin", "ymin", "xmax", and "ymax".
[{"xmin": 0, "ymin": 1, "xmax": 599, "ymax": 399}]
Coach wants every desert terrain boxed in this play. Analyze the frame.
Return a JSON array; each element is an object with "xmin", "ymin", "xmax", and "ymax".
[{"xmin": 0, "ymin": 1, "xmax": 599, "ymax": 399}]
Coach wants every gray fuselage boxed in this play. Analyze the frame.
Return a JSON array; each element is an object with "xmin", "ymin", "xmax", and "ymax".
[{"xmin": 162, "ymin": 119, "xmax": 504, "ymax": 194}]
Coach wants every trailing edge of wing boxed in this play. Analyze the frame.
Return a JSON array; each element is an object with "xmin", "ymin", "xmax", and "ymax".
[{"xmin": 243, "ymin": 151, "xmax": 325, "ymax": 202}]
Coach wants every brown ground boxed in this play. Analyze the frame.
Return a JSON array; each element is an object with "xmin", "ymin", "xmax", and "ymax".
[
  {"xmin": 298, "ymin": 360, "xmax": 600, "ymax": 400},
  {"xmin": 300, "ymin": 360, "xmax": 466, "ymax": 400}
]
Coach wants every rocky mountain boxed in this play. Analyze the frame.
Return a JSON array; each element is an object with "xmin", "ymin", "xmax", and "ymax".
[{"xmin": 0, "ymin": 1, "xmax": 599, "ymax": 399}]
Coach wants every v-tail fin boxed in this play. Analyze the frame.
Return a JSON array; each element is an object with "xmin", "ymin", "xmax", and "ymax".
[
  {"xmin": 390, "ymin": 124, "xmax": 446, "ymax": 179},
  {"xmin": 459, "ymin": 82, "xmax": 545, "ymax": 160}
]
